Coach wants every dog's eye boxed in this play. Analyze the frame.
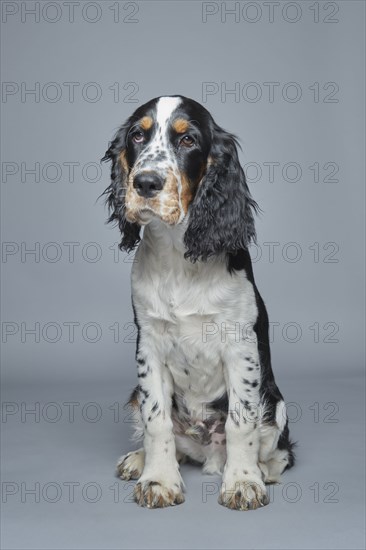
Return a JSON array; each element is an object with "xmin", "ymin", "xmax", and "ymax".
[
  {"xmin": 132, "ymin": 131, "xmax": 145, "ymax": 144},
  {"xmin": 180, "ymin": 135, "xmax": 195, "ymax": 148}
]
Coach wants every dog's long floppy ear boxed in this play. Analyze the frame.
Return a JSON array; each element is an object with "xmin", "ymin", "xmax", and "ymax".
[
  {"xmin": 101, "ymin": 121, "xmax": 140, "ymax": 252},
  {"xmin": 184, "ymin": 123, "xmax": 258, "ymax": 262}
]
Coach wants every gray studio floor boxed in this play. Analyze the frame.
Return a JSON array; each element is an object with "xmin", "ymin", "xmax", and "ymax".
[{"xmin": 1, "ymin": 372, "xmax": 365, "ymax": 550}]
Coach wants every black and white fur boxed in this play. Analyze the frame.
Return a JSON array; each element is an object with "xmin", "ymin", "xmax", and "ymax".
[{"xmin": 102, "ymin": 96, "xmax": 295, "ymax": 510}]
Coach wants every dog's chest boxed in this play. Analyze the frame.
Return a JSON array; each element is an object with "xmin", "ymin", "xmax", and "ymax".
[{"xmin": 132, "ymin": 240, "xmax": 258, "ymax": 412}]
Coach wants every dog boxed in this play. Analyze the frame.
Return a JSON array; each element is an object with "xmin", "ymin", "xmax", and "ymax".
[{"xmin": 102, "ymin": 95, "xmax": 295, "ymax": 510}]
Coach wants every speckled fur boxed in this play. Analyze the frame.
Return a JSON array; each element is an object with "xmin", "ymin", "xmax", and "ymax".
[{"xmin": 103, "ymin": 96, "xmax": 295, "ymax": 510}]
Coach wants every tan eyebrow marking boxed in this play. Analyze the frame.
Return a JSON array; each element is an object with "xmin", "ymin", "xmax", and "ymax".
[
  {"xmin": 172, "ymin": 118, "xmax": 189, "ymax": 133},
  {"xmin": 139, "ymin": 116, "xmax": 153, "ymax": 130}
]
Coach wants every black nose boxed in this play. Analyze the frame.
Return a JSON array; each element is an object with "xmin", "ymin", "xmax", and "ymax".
[{"xmin": 133, "ymin": 172, "xmax": 164, "ymax": 198}]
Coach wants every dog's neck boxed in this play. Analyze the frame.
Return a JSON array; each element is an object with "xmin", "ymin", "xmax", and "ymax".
[
  {"xmin": 139, "ymin": 217, "xmax": 226, "ymax": 274},
  {"xmin": 142, "ymin": 217, "xmax": 188, "ymax": 257}
]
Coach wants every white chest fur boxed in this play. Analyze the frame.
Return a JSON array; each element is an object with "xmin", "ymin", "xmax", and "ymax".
[{"xmin": 131, "ymin": 221, "xmax": 258, "ymax": 417}]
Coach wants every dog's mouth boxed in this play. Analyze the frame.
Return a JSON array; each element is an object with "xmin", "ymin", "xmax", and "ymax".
[
  {"xmin": 124, "ymin": 204, "xmax": 155, "ymax": 225},
  {"xmin": 125, "ymin": 199, "xmax": 183, "ymax": 227},
  {"xmin": 135, "ymin": 207, "xmax": 157, "ymax": 225}
]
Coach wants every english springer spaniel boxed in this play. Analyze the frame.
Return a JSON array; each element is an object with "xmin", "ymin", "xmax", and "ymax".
[{"xmin": 102, "ymin": 96, "xmax": 295, "ymax": 510}]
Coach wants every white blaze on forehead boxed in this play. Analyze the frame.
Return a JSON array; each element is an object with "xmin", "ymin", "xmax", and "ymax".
[
  {"xmin": 133, "ymin": 96, "xmax": 182, "ymax": 169},
  {"xmin": 155, "ymin": 96, "xmax": 182, "ymax": 133}
]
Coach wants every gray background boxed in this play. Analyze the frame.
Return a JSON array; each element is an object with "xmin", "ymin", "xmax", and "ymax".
[{"xmin": 1, "ymin": 1, "xmax": 365, "ymax": 548}]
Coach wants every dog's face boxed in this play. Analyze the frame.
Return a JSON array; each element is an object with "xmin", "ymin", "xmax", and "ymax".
[
  {"xmin": 116, "ymin": 97, "xmax": 212, "ymax": 226},
  {"xmin": 103, "ymin": 95, "xmax": 257, "ymax": 261}
]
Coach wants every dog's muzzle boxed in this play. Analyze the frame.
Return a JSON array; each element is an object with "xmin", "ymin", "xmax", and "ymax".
[{"xmin": 133, "ymin": 172, "xmax": 164, "ymax": 199}]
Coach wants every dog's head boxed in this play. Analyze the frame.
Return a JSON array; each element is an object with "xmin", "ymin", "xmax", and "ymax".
[{"xmin": 102, "ymin": 95, "xmax": 257, "ymax": 261}]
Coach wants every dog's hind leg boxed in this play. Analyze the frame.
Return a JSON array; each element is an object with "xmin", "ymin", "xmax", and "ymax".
[
  {"xmin": 259, "ymin": 401, "xmax": 296, "ymax": 483},
  {"xmin": 117, "ymin": 448, "xmax": 145, "ymax": 480}
]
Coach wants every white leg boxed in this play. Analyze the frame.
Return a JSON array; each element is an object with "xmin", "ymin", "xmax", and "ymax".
[
  {"xmin": 219, "ymin": 344, "xmax": 269, "ymax": 510},
  {"xmin": 133, "ymin": 343, "xmax": 184, "ymax": 508}
]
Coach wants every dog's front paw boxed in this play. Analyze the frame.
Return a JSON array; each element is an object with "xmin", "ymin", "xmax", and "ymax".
[
  {"xmin": 116, "ymin": 449, "xmax": 144, "ymax": 480},
  {"xmin": 219, "ymin": 475, "xmax": 269, "ymax": 511},
  {"xmin": 134, "ymin": 477, "xmax": 185, "ymax": 508}
]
